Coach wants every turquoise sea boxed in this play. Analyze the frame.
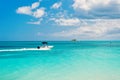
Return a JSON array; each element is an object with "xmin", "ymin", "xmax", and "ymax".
[{"xmin": 0, "ymin": 41, "xmax": 120, "ymax": 80}]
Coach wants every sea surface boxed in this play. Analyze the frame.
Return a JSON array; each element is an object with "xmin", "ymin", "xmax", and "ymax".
[{"xmin": 0, "ymin": 41, "xmax": 120, "ymax": 80}]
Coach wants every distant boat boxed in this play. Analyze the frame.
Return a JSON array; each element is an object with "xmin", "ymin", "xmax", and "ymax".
[
  {"xmin": 71, "ymin": 39, "xmax": 77, "ymax": 42},
  {"xmin": 37, "ymin": 41, "xmax": 53, "ymax": 50}
]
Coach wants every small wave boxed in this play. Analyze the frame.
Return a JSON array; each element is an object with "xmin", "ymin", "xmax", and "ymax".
[{"xmin": 0, "ymin": 48, "xmax": 51, "ymax": 52}]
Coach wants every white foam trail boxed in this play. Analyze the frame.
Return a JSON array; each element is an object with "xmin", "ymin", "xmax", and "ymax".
[{"xmin": 0, "ymin": 48, "xmax": 51, "ymax": 52}]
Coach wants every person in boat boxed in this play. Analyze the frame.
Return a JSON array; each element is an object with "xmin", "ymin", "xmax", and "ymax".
[{"xmin": 37, "ymin": 46, "xmax": 40, "ymax": 49}]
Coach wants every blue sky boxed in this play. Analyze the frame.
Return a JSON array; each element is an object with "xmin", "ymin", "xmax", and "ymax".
[{"xmin": 0, "ymin": 0, "xmax": 120, "ymax": 41}]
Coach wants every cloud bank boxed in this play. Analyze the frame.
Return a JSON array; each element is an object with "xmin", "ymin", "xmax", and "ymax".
[
  {"xmin": 52, "ymin": 19, "xmax": 120, "ymax": 40},
  {"xmin": 72, "ymin": 0, "xmax": 120, "ymax": 18}
]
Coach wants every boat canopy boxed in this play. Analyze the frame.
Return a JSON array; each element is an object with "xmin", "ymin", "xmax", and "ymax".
[{"xmin": 42, "ymin": 41, "xmax": 48, "ymax": 44}]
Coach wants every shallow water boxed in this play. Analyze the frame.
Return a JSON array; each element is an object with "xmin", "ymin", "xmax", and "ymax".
[{"xmin": 0, "ymin": 41, "xmax": 120, "ymax": 80}]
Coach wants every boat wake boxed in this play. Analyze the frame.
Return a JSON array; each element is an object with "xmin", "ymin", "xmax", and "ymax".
[{"xmin": 0, "ymin": 46, "xmax": 53, "ymax": 52}]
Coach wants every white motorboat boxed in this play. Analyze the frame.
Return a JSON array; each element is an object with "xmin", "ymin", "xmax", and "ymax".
[
  {"xmin": 0, "ymin": 46, "xmax": 54, "ymax": 52},
  {"xmin": 37, "ymin": 46, "xmax": 53, "ymax": 50},
  {"xmin": 0, "ymin": 42, "xmax": 53, "ymax": 52},
  {"xmin": 37, "ymin": 42, "xmax": 53, "ymax": 50}
]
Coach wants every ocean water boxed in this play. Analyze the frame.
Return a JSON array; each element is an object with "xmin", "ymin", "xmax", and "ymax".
[{"xmin": 0, "ymin": 41, "xmax": 120, "ymax": 80}]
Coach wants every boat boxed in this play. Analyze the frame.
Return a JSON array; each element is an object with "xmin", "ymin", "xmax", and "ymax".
[
  {"xmin": 37, "ymin": 42, "xmax": 53, "ymax": 50},
  {"xmin": 71, "ymin": 39, "xmax": 77, "ymax": 42},
  {"xmin": 0, "ymin": 42, "xmax": 53, "ymax": 52}
]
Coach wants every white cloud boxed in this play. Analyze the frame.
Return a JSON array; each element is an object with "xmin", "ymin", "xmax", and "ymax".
[
  {"xmin": 72, "ymin": 0, "xmax": 90, "ymax": 11},
  {"xmin": 33, "ymin": 8, "xmax": 45, "ymax": 18},
  {"xmin": 16, "ymin": 6, "xmax": 32, "ymax": 15},
  {"xmin": 52, "ymin": 18, "xmax": 81, "ymax": 26},
  {"xmin": 51, "ymin": 2, "xmax": 62, "ymax": 9},
  {"xmin": 72, "ymin": 0, "xmax": 119, "ymax": 11},
  {"xmin": 16, "ymin": 1, "xmax": 45, "ymax": 24},
  {"xmin": 117, "ymin": 0, "xmax": 120, "ymax": 4},
  {"xmin": 31, "ymin": 2, "xmax": 40, "ymax": 9},
  {"xmin": 51, "ymin": 19, "xmax": 120, "ymax": 40},
  {"xmin": 16, "ymin": 1, "xmax": 45, "ymax": 18}
]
